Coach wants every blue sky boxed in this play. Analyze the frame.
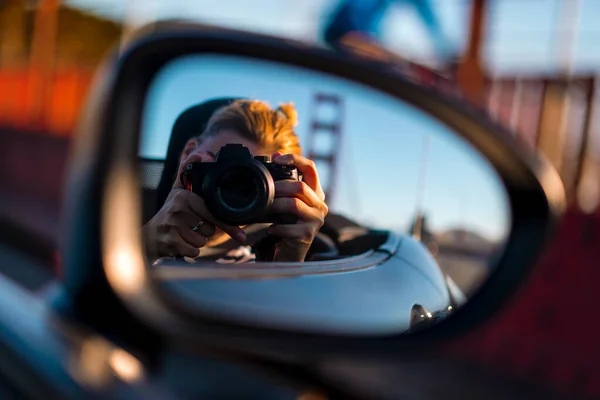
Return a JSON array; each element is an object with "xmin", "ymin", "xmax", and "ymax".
[
  {"xmin": 65, "ymin": 0, "xmax": 600, "ymax": 74},
  {"xmin": 140, "ymin": 55, "xmax": 510, "ymax": 241}
]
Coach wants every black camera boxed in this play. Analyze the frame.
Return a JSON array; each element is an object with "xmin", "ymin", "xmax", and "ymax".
[{"xmin": 180, "ymin": 144, "xmax": 300, "ymax": 226}]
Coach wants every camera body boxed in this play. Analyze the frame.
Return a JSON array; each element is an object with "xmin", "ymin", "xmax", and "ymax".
[{"xmin": 181, "ymin": 144, "xmax": 299, "ymax": 226}]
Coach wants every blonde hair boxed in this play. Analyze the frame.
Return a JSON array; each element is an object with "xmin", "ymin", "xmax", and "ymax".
[{"xmin": 200, "ymin": 99, "xmax": 302, "ymax": 155}]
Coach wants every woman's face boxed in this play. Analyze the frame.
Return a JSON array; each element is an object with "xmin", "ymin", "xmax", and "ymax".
[{"xmin": 184, "ymin": 129, "xmax": 272, "ymax": 247}]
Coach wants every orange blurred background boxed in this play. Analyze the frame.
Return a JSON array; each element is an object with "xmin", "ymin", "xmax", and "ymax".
[{"xmin": 0, "ymin": 0, "xmax": 119, "ymax": 135}]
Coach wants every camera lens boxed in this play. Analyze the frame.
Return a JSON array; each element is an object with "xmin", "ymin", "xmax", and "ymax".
[{"xmin": 216, "ymin": 167, "xmax": 260, "ymax": 211}]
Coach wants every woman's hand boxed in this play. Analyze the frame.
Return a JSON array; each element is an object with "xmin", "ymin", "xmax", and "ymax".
[
  {"xmin": 142, "ymin": 151, "xmax": 246, "ymax": 260},
  {"xmin": 268, "ymin": 152, "xmax": 329, "ymax": 262}
]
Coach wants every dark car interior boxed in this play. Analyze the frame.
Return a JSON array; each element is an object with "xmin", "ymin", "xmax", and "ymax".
[{"xmin": 138, "ymin": 96, "xmax": 390, "ymax": 262}]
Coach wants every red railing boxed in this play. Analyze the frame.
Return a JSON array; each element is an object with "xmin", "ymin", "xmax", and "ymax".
[
  {"xmin": 0, "ymin": 68, "xmax": 94, "ymax": 136},
  {"xmin": 486, "ymin": 75, "xmax": 598, "ymax": 210}
]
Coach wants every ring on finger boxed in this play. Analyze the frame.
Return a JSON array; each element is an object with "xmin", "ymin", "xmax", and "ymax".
[{"xmin": 191, "ymin": 219, "xmax": 205, "ymax": 232}]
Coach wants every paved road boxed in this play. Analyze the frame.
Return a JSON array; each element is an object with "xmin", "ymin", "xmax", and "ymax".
[{"xmin": 436, "ymin": 252, "xmax": 490, "ymax": 294}]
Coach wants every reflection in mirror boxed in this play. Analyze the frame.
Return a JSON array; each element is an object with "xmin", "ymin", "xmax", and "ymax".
[{"xmin": 138, "ymin": 54, "xmax": 510, "ymax": 335}]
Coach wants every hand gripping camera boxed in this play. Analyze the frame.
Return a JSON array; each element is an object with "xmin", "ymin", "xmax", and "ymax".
[{"xmin": 180, "ymin": 144, "xmax": 299, "ymax": 226}]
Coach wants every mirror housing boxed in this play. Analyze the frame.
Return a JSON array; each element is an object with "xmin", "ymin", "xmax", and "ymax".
[{"xmin": 56, "ymin": 21, "xmax": 565, "ymax": 360}]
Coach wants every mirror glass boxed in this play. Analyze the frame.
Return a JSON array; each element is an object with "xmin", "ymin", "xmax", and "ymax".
[{"xmin": 138, "ymin": 54, "xmax": 510, "ymax": 335}]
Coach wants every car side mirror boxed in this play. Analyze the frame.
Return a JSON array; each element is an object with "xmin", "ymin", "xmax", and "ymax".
[{"xmin": 55, "ymin": 21, "xmax": 565, "ymax": 361}]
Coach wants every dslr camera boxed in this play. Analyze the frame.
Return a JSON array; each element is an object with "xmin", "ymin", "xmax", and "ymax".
[{"xmin": 181, "ymin": 144, "xmax": 299, "ymax": 226}]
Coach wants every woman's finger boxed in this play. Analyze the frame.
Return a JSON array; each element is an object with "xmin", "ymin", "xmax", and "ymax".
[
  {"xmin": 177, "ymin": 221, "xmax": 210, "ymax": 249},
  {"xmin": 272, "ymin": 153, "xmax": 324, "ymax": 200},
  {"xmin": 176, "ymin": 210, "xmax": 217, "ymax": 238},
  {"xmin": 268, "ymin": 223, "xmax": 314, "ymax": 243},
  {"xmin": 270, "ymin": 197, "xmax": 321, "ymax": 221},
  {"xmin": 179, "ymin": 190, "xmax": 247, "ymax": 242},
  {"xmin": 191, "ymin": 220, "xmax": 217, "ymax": 238},
  {"xmin": 274, "ymin": 180, "xmax": 322, "ymax": 208},
  {"xmin": 173, "ymin": 240, "xmax": 201, "ymax": 258},
  {"xmin": 173, "ymin": 151, "xmax": 215, "ymax": 189},
  {"xmin": 159, "ymin": 233, "xmax": 201, "ymax": 258}
]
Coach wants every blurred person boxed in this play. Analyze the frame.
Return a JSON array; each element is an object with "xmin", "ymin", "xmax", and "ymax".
[
  {"xmin": 143, "ymin": 99, "xmax": 328, "ymax": 264},
  {"xmin": 409, "ymin": 212, "xmax": 434, "ymax": 243},
  {"xmin": 322, "ymin": 0, "xmax": 457, "ymax": 66},
  {"xmin": 409, "ymin": 212, "xmax": 438, "ymax": 256}
]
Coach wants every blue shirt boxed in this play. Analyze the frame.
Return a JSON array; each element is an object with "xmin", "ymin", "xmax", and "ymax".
[{"xmin": 323, "ymin": 0, "xmax": 455, "ymax": 60}]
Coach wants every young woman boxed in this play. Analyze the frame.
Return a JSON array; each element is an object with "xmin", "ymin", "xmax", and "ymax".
[{"xmin": 143, "ymin": 99, "xmax": 328, "ymax": 264}]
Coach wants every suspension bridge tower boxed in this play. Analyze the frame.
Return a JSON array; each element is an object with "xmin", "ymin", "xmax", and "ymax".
[{"xmin": 306, "ymin": 92, "xmax": 345, "ymax": 207}]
